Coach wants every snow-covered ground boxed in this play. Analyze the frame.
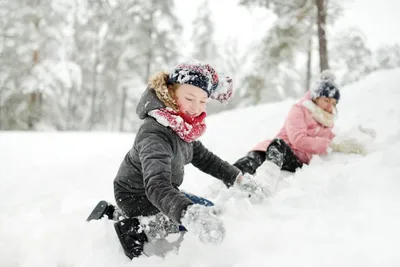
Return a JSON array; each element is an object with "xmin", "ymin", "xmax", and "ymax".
[{"xmin": 1, "ymin": 69, "xmax": 400, "ymax": 267}]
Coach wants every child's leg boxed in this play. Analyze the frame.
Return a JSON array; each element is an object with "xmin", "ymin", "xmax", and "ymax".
[
  {"xmin": 111, "ymin": 193, "xmax": 170, "ymax": 259},
  {"xmin": 265, "ymin": 139, "xmax": 286, "ymax": 167},
  {"xmin": 266, "ymin": 139, "xmax": 302, "ymax": 172},
  {"xmin": 281, "ymin": 145, "xmax": 303, "ymax": 172},
  {"xmin": 114, "ymin": 210, "xmax": 182, "ymax": 259},
  {"xmin": 113, "ymin": 192, "xmax": 219, "ymax": 258},
  {"xmin": 114, "ymin": 187, "xmax": 160, "ymax": 218}
]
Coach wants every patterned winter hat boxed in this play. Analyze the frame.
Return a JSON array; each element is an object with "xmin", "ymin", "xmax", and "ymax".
[
  {"xmin": 311, "ymin": 70, "xmax": 340, "ymax": 102},
  {"xmin": 168, "ymin": 60, "xmax": 233, "ymax": 103}
]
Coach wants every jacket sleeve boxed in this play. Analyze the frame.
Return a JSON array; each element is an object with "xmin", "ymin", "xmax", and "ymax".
[
  {"xmin": 285, "ymin": 105, "xmax": 331, "ymax": 155},
  {"xmin": 136, "ymin": 127, "xmax": 193, "ymax": 223},
  {"xmin": 191, "ymin": 140, "xmax": 241, "ymax": 187}
]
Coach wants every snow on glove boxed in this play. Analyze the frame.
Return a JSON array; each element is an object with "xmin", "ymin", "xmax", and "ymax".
[
  {"xmin": 330, "ymin": 137, "xmax": 366, "ymax": 155},
  {"xmin": 236, "ymin": 173, "xmax": 269, "ymax": 202},
  {"xmin": 181, "ymin": 204, "xmax": 225, "ymax": 244}
]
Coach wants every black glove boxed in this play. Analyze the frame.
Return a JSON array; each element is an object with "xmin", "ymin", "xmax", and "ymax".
[{"xmin": 233, "ymin": 151, "xmax": 266, "ymax": 175}]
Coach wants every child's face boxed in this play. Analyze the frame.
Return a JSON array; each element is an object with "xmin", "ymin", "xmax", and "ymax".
[
  {"xmin": 315, "ymin": 97, "xmax": 337, "ymax": 114},
  {"xmin": 175, "ymin": 84, "xmax": 208, "ymax": 117}
]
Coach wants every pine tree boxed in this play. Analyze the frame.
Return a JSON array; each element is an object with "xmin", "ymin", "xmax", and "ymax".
[
  {"xmin": 238, "ymin": 0, "xmax": 345, "ymax": 105},
  {"xmin": 0, "ymin": 0, "xmax": 183, "ymax": 131},
  {"xmin": 239, "ymin": 0, "xmax": 314, "ymax": 104},
  {"xmin": 191, "ymin": 0, "xmax": 218, "ymax": 64},
  {"xmin": 375, "ymin": 44, "xmax": 400, "ymax": 70},
  {"xmin": 0, "ymin": 0, "xmax": 80, "ymax": 130},
  {"xmin": 331, "ymin": 28, "xmax": 373, "ymax": 85}
]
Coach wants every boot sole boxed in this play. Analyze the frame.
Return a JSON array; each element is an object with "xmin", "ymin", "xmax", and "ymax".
[{"xmin": 86, "ymin": 200, "xmax": 110, "ymax": 221}]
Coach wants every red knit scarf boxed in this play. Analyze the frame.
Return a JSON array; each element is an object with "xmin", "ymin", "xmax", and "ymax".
[{"xmin": 148, "ymin": 108, "xmax": 207, "ymax": 143}]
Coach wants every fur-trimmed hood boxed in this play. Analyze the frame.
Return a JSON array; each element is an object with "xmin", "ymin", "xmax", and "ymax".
[{"xmin": 136, "ymin": 72, "xmax": 177, "ymax": 120}]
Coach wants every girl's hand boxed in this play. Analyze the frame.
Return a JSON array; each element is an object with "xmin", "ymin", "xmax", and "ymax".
[{"xmin": 330, "ymin": 137, "xmax": 367, "ymax": 155}]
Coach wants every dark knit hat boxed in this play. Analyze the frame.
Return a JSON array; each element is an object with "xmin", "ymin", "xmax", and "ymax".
[
  {"xmin": 168, "ymin": 60, "xmax": 233, "ymax": 103},
  {"xmin": 311, "ymin": 70, "xmax": 340, "ymax": 102}
]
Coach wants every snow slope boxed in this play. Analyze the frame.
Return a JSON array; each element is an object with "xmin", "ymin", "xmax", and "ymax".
[{"xmin": 1, "ymin": 69, "xmax": 400, "ymax": 267}]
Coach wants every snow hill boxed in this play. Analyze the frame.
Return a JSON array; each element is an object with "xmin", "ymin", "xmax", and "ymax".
[{"xmin": 1, "ymin": 69, "xmax": 400, "ymax": 267}]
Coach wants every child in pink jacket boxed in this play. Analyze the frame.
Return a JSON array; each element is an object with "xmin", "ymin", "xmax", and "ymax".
[{"xmin": 234, "ymin": 70, "xmax": 364, "ymax": 175}]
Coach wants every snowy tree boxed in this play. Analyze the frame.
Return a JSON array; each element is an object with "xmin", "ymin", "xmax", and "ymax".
[
  {"xmin": 58, "ymin": 0, "xmax": 181, "ymax": 132},
  {"xmin": 112, "ymin": 0, "xmax": 182, "ymax": 131},
  {"xmin": 130, "ymin": 0, "xmax": 182, "ymax": 83},
  {"xmin": 240, "ymin": 0, "xmax": 345, "ymax": 72},
  {"xmin": 330, "ymin": 28, "xmax": 373, "ymax": 85},
  {"xmin": 0, "ymin": 0, "xmax": 185, "ymax": 131},
  {"xmin": 238, "ymin": 0, "xmax": 314, "ymax": 105},
  {"xmin": 204, "ymin": 38, "xmax": 249, "ymax": 114},
  {"xmin": 375, "ymin": 44, "xmax": 400, "ymax": 70},
  {"xmin": 238, "ymin": 0, "xmax": 346, "ymax": 105},
  {"xmin": 0, "ymin": 0, "xmax": 81, "ymax": 130},
  {"xmin": 92, "ymin": 0, "xmax": 183, "ymax": 132},
  {"xmin": 191, "ymin": 0, "xmax": 218, "ymax": 64}
]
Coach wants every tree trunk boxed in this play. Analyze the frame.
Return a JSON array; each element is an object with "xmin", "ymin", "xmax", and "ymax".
[
  {"xmin": 27, "ymin": 91, "xmax": 37, "ymax": 129},
  {"xmin": 144, "ymin": 11, "xmax": 155, "ymax": 83},
  {"xmin": 0, "ymin": 92, "xmax": 2, "ymax": 130},
  {"xmin": 119, "ymin": 85, "xmax": 128, "ymax": 132},
  {"xmin": 66, "ymin": 83, "xmax": 75, "ymax": 130},
  {"xmin": 89, "ymin": 42, "xmax": 100, "ymax": 130},
  {"xmin": 305, "ymin": 37, "xmax": 312, "ymax": 90},
  {"xmin": 110, "ymin": 81, "xmax": 118, "ymax": 131},
  {"xmin": 316, "ymin": 0, "xmax": 329, "ymax": 71},
  {"xmin": 145, "ymin": 52, "xmax": 153, "ymax": 84},
  {"xmin": 28, "ymin": 49, "xmax": 41, "ymax": 130}
]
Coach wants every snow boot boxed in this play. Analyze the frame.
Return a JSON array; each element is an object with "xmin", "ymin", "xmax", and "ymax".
[
  {"xmin": 86, "ymin": 200, "xmax": 122, "ymax": 221},
  {"xmin": 266, "ymin": 139, "xmax": 303, "ymax": 172},
  {"xmin": 114, "ymin": 218, "xmax": 149, "ymax": 259}
]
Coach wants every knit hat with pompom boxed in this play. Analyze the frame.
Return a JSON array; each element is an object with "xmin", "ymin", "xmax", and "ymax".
[
  {"xmin": 168, "ymin": 59, "xmax": 233, "ymax": 103},
  {"xmin": 311, "ymin": 69, "xmax": 340, "ymax": 102}
]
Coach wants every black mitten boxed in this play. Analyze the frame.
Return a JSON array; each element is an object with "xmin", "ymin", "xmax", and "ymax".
[{"xmin": 233, "ymin": 151, "xmax": 266, "ymax": 175}]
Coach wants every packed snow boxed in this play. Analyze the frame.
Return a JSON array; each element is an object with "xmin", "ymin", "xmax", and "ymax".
[{"xmin": 1, "ymin": 69, "xmax": 400, "ymax": 267}]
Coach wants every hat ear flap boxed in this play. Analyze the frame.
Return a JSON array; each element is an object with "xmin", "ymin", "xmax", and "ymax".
[{"xmin": 210, "ymin": 75, "xmax": 233, "ymax": 104}]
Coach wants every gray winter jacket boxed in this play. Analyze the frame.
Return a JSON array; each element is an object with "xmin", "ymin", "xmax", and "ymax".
[{"xmin": 114, "ymin": 88, "xmax": 241, "ymax": 223}]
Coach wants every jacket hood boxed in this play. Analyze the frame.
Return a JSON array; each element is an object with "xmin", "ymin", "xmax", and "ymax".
[
  {"xmin": 136, "ymin": 88, "xmax": 165, "ymax": 120},
  {"xmin": 298, "ymin": 91, "xmax": 312, "ymax": 104},
  {"xmin": 136, "ymin": 72, "xmax": 175, "ymax": 120}
]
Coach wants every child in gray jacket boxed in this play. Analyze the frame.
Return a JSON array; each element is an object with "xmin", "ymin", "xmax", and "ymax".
[{"xmin": 88, "ymin": 60, "xmax": 265, "ymax": 259}]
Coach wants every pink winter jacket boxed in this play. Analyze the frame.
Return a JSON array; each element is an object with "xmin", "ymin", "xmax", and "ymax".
[{"xmin": 252, "ymin": 91, "xmax": 335, "ymax": 164}]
